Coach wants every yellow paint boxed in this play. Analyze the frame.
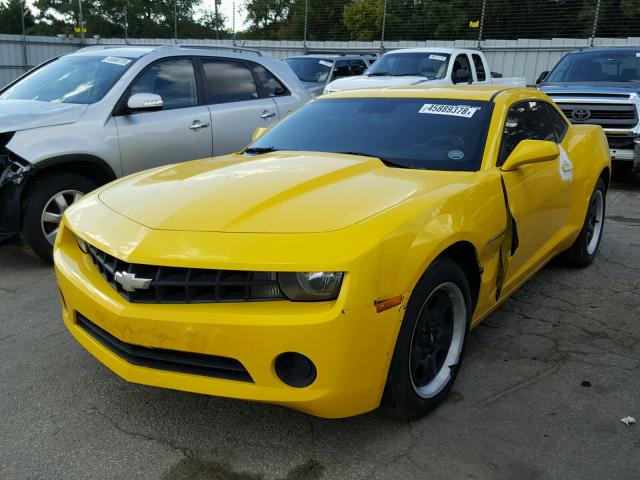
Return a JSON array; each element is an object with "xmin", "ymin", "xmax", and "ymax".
[{"xmin": 54, "ymin": 86, "xmax": 611, "ymax": 418}]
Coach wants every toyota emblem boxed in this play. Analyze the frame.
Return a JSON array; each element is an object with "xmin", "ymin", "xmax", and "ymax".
[{"xmin": 571, "ymin": 108, "xmax": 591, "ymax": 121}]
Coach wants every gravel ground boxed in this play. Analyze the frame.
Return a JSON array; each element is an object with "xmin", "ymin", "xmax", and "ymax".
[{"xmin": 1, "ymin": 180, "xmax": 639, "ymax": 480}]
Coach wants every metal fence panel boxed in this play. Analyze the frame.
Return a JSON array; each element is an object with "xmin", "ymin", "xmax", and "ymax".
[{"xmin": 0, "ymin": 34, "xmax": 639, "ymax": 86}]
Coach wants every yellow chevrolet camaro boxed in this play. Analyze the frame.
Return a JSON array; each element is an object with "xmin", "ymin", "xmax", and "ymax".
[{"xmin": 54, "ymin": 86, "xmax": 610, "ymax": 419}]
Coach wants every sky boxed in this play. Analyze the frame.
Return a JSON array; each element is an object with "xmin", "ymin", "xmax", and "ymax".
[{"xmin": 200, "ymin": 0, "xmax": 248, "ymax": 31}]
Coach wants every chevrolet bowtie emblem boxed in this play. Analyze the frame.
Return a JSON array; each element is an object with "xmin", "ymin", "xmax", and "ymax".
[{"xmin": 114, "ymin": 271, "xmax": 152, "ymax": 292}]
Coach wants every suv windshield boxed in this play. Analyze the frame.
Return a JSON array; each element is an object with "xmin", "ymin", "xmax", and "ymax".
[
  {"xmin": 546, "ymin": 50, "xmax": 640, "ymax": 83},
  {"xmin": 0, "ymin": 55, "xmax": 135, "ymax": 104},
  {"xmin": 245, "ymin": 97, "xmax": 493, "ymax": 171},
  {"xmin": 366, "ymin": 52, "xmax": 450, "ymax": 79},
  {"xmin": 283, "ymin": 58, "xmax": 333, "ymax": 83}
]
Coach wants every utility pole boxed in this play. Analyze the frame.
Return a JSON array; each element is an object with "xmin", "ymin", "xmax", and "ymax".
[
  {"xmin": 478, "ymin": 0, "xmax": 486, "ymax": 49},
  {"xmin": 21, "ymin": 0, "xmax": 28, "ymax": 72},
  {"xmin": 380, "ymin": 0, "xmax": 387, "ymax": 54},
  {"xmin": 78, "ymin": 0, "xmax": 85, "ymax": 45},
  {"xmin": 232, "ymin": 1, "xmax": 236, "ymax": 45},
  {"xmin": 303, "ymin": 0, "xmax": 308, "ymax": 49},
  {"xmin": 174, "ymin": 1, "xmax": 178, "ymax": 43},
  {"xmin": 214, "ymin": 0, "xmax": 219, "ymax": 40},
  {"xmin": 124, "ymin": 0, "xmax": 129, "ymax": 43},
  {"xmin": 590, "ymin": 0, "xmax": 601, "ymax": 47}
]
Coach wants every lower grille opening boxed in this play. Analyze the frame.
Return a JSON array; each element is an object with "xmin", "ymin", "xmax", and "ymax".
[{"xmin": 76, "ymin": 312, "xmax": 253, "ymax": 383}]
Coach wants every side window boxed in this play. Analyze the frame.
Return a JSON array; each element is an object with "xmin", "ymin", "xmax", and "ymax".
[
  {"xmin": 472, "ymin": 54, "xmax": 486, "ymax": 81},
  {"xmin": 252, "ymin": 64, "xmax": 288, "ymax": 97},
  {"xmin": 131, "ymin": 59, "xmax": 197, "ymax": 110},
  {"xmin": 349, "ymin": 60, "xmax": 367, "ymax": 75},
  {"xmin": 545, "ymin": 103, "xmax": 569, "ymax": 143},
  {"xmin": 333, "ymin": 60, "xmax": 351, "ymax": 79},
  {"xmin": 201, "ymin": 59, "xmax": 259, "ymax": 103},
  {"xmin": 498, "ymin": 101, "xmax": 557, "ymax": 166},
  {"xmin": 452, "ymin": 54, "xmax": 471, "ymax": 74}
]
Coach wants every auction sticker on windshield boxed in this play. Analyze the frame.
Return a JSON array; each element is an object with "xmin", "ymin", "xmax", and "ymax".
[
  {"xmin": 428, "ymin": 54, "xmax": 448, "ymax": 62},
  {"xmin": 319, "ymin": 60, "xmax": 333, "ymax": 67},
  {"xmin": 419, "ymin": 104, "xmax": 480, "ymax": 118},
  {"xmin": 102, "ymin": 56, "xmax": 132, "ymax": 66}
]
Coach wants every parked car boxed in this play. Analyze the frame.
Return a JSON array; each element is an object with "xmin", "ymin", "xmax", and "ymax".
[
  {"xmin": 538, "ymin": 47, "xmax": 640, "ymax": 177},
  {"xmin": 323, "ymin": 47, "xmax": 525, "ymax": 93},
  {"xmin": 283, "ymin": 53, "xmax": 376, "ymax": 97},
  {"xmin": 0, "ymin": 45, "xmax": 310, "ymax": 261},
  {"xmin": 55, "ymin": 85, "xmax": 610, "ymax": 419}
]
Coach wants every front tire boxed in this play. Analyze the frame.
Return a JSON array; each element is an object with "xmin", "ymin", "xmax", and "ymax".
[
  {"xmin": 20, "ymin": 173, "xmax": 96, "ymax": 263},
  {"xmin": 384, "ymin": 257, "xmax": 472, "ymax": 419},
  {"xmin": 560, "ymin": 178, "xmax": 606, "ymax": 268}
]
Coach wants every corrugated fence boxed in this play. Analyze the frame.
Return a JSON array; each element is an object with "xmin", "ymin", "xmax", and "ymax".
[{"xmin": 1, "ymin": 34, "xmax": 639, "ymax": 87}]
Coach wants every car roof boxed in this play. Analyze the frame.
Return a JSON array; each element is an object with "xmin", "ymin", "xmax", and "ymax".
[
  {"xmin": 70, "ymin": 46, "xmax": 158, "ymax": 58},
  {"xmin": 285, "ymin": 54, "xmax": 371, "ymax": 60},
  {"xmin": 70, "ymin": 44, "xmax": 267, "ymax": 61},
  {"xmin": 568, "ymin": 46, "xmax": 640, "ymax": 55},
  {"xmin": 324, "ymin": 85, "xmax": 540, "ymax": 102},
  {"xmin": 384, "ymin": 47, "xmax": 472, "ymax": 55}
]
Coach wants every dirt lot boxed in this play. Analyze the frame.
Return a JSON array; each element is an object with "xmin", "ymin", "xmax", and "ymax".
[{"xmin": 1, "ymin": 181, "xmax": 639, "ymax": 480}]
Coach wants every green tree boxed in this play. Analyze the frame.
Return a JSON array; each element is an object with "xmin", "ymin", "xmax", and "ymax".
[
  {"xmin": 342, "ymin": 0, "xmax": 383, "ymax": 41},
  {"xmin": 0, "ymin": 0, "xmax": 35, "ymax": 35}
]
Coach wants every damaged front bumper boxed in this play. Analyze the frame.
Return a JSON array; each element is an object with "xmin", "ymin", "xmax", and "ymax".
[{"xmin": 0, "ymin": 142, "xmax": 33, "ymax": 242}]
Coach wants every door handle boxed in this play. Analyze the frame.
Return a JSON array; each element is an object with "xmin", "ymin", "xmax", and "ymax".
[
  {"xmin": 261, "ymin": 111, "xmax": 276, "ymax": 120},
  {"xmin": 189, "ymin": 121, "xmax": 209, "ymax": 130}
]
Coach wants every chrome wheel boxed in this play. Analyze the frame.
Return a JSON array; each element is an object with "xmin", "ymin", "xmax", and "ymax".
[
  {"xmin": 409, "ymin": 282, "xmax": 467, "ymax": 399},
  {"xmin": 41, "ymin": 190, "xmax": 84, "ymax": 245},
  {"xmin": 586, "ymin": 189, "xmax": 604, "ymax": 255}
]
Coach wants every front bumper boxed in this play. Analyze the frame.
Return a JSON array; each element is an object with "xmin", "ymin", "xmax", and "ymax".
[
  {"xmin": 604, "ymin": 131, "xmax": 640, "ymax": 172},
  {"xmin": 54, "ymin": 208, "xmax": 404, "ymax": 418}
]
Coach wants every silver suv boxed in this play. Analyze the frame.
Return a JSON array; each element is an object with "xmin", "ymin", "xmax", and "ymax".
[{"xmin": 0, "ymin": 45, "xmax": 309, "ymax": 261}]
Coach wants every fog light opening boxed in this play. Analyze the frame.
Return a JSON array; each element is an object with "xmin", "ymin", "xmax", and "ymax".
[{"xmin": 275, "ymin": 352, "xmax": 317, "ymax": 388}]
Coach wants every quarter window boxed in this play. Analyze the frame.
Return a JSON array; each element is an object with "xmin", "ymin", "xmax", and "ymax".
[
  {"xmin": 202, "ymin": 59, "xmax": 259, "ymax": 103},
  {"xmin": 472, "ymin": 54, "xmax": 486, "ymax": 81},
  {"xmin": 498, "ymin": 101, "xmax": 556, "ymax": 166},
  {"xmin": 253, "ymin": 64, "xmax": 288, "ymax": 97},
  {"xmin": 545, "ymin": 103, "xmax": 569, "ymax": 142},
  {"xmin": 131, "ymin": 59, "xmax": 197, "ymax": 110},
  {"xmin": 333, "ymin": 60, "xmax": 351, "ymax": 79}
]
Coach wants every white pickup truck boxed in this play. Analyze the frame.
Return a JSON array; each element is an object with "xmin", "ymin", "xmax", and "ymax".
[{"xmin": 323, "ymin": 47, "xmax": 526, "ymax": 93}]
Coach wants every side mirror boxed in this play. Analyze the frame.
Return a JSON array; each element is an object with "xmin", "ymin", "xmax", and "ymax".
[
  {"xmin": 501, "ymin": 140, "xmax": 559, "ymax": 172},
  {"xmin": 536, "ymin": 70, "xmax": 550, "ymax": 85},
  {"xmin": 454, "ymin": 68, "xmax": 471, "ymax": 84},
  {"xmin": 252, "ymin": 127, "xmax": 269, "ymax": 141},
  {"xmin": 127, "ymin": 93, "xmax": 163, "ymax": 111}
]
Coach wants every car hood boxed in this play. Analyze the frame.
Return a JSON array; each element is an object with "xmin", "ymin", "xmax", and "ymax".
[
  {"xmin": 98, "ymin": 152, "xmax": 464, "ymax": 234},
  {"xmin": 0, "ymin": 100, "xmax": 88, "ymax": 133},
  {"xmin": 326, "ymin": 75, "xmax": 448, "ymax": 92},
  {"xmin": 540, "ymin": 83, "xmax": 640, "ymax": 96}
]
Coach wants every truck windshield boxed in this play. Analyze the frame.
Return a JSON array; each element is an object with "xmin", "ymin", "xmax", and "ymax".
[
  {"xmin": 283, "ymin": 58, "xmax": 332, "ymax": 83},
  {"xmin": 245, "ymin": 97, "xmax": 493, "ymax": 172},
  {"xmin": 366, "ymin": 52, "xmax": 450, "ymax": 79},
  {"xmin": 0, "ymin": 55, "xmax": 135, "ymax": 104},
  {"xmin": 546, "ymin": 50, "xmax": 640, "ymax": 83}
]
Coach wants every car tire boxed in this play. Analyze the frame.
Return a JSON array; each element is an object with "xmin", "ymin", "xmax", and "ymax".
[
  {"xmin": 383, "ymin": 257, "xmax": 472, "ymax": 419},
  {"xmin": 20, "ymin": 173, "xmax": 97, "ymax": 263},
  {"xmin": 560, "ymin": 178, "xmax": 606, "ymax": 268}
]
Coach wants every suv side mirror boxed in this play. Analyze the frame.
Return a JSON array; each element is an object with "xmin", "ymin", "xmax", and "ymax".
[
  {"xmin": 536, "ymin": 70, "xmax": 550, "ymax": 85},
  {"xmin": 127, "ymin": 93, "xmax": 164, "ymax": 111},
  {"xmin": 453, "ymin": 68, "xmax": 471, "ymax": 84},
  {"xmin": 501, "ymin": 140, "xmax": 559, "ymax": 172}
]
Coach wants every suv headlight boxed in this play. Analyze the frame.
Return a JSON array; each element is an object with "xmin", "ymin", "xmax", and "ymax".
[{"xmin": 278, "ymin": 272, "xmax": 344, "ymax": 301}]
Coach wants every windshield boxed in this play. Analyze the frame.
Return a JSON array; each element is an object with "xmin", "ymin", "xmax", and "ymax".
[
  {"xmin": 283, "ymin": 58, "xmax": 333, "ymax": 83},
  {"xmin": 366, "ymin": 52, "xmax": 450, "ymax": 79},
  {"xmin": 546, "ymin": 50, "xmax": 640, "ymax": 83},
  {"xmin": 245, "ymin": 97, "xmax": 493, "ymax": 171},
  {"xmin": 0, "ymin": 55, "xmax": 135, "ymax": 104}
]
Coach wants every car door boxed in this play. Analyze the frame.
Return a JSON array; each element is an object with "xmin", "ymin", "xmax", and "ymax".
[
  {"xmin": 498, "ymin": 100, "xmax": 574, "ymax": 294},
  {"xmin": 115, "ymin": 58, "xmax": 213, "ymax": 174},
  {"xmin": 199, "ymin": 58, "xmax": 279, "ymax": 156}
]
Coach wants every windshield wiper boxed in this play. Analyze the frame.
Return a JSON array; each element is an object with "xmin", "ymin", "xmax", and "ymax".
[
  {"xmin": 366, "ymin": 72, "xmax": 390, "ymax": 76},
  {"xmin": 337, "ymin": 151, "xmax": 410, "ymax": 169},
  {"xmin": 244, "ymin": 146, "xmax": 279, "ymax": 154}
]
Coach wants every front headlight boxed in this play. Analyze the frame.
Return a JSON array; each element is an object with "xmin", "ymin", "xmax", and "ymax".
[{"xmin": 278, "ymin": 272, "xmax": 344, "ymax": 301}]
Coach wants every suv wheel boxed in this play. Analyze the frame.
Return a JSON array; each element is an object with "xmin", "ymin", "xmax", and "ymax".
[{"xmin": 21, "ymin": 173, "xmax": 97, "ymax": 262}]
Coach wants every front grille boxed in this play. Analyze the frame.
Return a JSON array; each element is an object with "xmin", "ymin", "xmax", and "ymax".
[
  {"xmin": 76, "ymin": 312, "xmax": 253, "ymax": 382},
  {"xmin": 555, "ymin": 102, "xmax": 638, "ymax": 129},
  {"xmin": 86, "ymin": 244, "xmax": 285, "ymax": 304},
  {"xmin": 606, "ymin": 135, "xmax": 636, "ymax": 150}
]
